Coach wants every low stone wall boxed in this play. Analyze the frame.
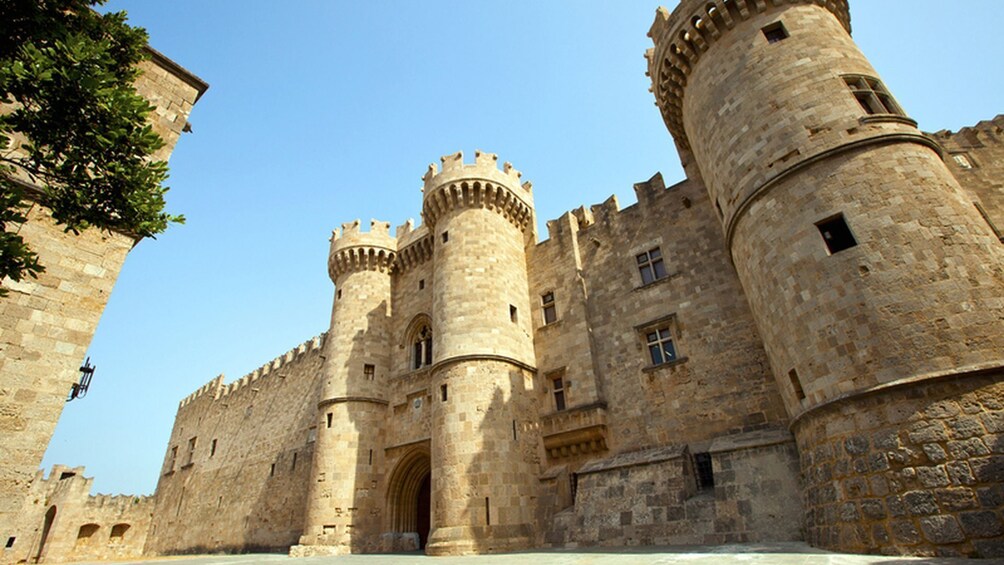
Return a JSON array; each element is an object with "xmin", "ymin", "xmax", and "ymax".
[{"xmin": 795, "ymin": 369, "xmax": 1004, "ymax": 557}]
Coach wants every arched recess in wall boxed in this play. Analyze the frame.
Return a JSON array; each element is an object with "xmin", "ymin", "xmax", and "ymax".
[
  {"xmin": 75, "ymin": 523, "xmax": 100, "ymax": 547},
  {"xmin": 109, "ymin": 523, "xmax": 130, "ymax": 544},
  {"xmin": 386, "ymin": 447, "xmax": 432, "ymax": 547},
  {"xmin": 403, "ymin": 313, "xmax": 433, "ymax": 371}
]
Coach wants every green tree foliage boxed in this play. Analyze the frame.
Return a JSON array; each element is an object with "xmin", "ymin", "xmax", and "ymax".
[{"xmin": 0, "ymin": 0, "xmax": 182, "ymax": 295}]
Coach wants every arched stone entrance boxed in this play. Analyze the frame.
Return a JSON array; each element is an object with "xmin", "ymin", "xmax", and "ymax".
[{"xmin": 387, "ymin": 448, "xmax": 431, "ymax": 550}]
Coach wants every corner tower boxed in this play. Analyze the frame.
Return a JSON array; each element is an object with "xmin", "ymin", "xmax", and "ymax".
[
  {"xmin": 298, "ymin": 220, "xmax": 396, "ymax": 554},
  {"xmin": 649, "ymin": 1, "xmax": 1004, "ymax": 557},
  {"xmin": 422, "ymin": 151, "xmax": 540, "ymax": 555}
]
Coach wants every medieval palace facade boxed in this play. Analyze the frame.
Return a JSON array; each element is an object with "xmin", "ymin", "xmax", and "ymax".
[{"xmin": 6, "ymin": 0, "xmax": 1004, "ymax": 562}]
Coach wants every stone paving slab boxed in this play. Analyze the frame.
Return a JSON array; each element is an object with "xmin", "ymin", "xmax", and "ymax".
[{"xmin": 70, "ymin": 543, "xmax": 1004, "ymax": 565}]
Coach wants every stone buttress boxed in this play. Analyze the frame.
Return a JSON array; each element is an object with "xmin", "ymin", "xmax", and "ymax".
[
  {"xmin": 295, "ymin": 220, "xmax": 396, "ymax": 554},
  {"xmin": 421, "ymin": 151, "xmax": 541, "ymax": 555},
  {"xmin": 649, "ymin": 0, "xmax": 1004, "ymax": 557}
]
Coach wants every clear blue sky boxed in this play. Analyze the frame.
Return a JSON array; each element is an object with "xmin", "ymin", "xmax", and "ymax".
[{"xmin": 42, "ymin": 1, "xmax": 1004, "ymax": 495}]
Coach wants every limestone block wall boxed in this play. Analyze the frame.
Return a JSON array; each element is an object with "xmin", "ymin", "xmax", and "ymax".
[
  {"xmin": 145, "ymin": 336, "xmax": 324, "ymax": 555},
  {"xmin": 2, "ymin": 466, "xmax": 152, "ymax": 565},
  {"xmin": 795, "ymin": 371, "xmax": 1004, "ymax": 558},
  {"xmin": 933, "ymin": 115, "xmax": 1004, "ymax": 240},
  {"xmin": 529, "ymin": 176, "xmax": 789, "ymax": 456},
  {"xmin": 0, "ymin": 50, "xmax": 206, "ymax": 545}
]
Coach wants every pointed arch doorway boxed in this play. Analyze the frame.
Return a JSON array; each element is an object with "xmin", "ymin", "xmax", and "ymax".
[{"xmin": 387, "ymin": 448, "xmax": 431, "ymax": 550}]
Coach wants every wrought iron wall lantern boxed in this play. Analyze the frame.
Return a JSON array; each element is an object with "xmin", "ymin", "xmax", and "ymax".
[{"xmin": 67, "ymin": 357, "xmax": 95, "ymax": 402}]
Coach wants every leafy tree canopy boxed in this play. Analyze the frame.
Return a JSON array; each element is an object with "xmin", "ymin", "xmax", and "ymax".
[{"xmin": 0, "ymin": 0, "xmax": 182, "ymax": 295}]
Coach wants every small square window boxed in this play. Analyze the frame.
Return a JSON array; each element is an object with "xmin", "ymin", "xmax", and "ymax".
[
  {"xmin": 816, "ymin": 214, "xmax": 857, "ymax": 254},
  {"xmin": 636, "ymin": 247, "xmax": 668, "ymax": 285},
  {"xmin": 364, "ymin": 364, "xmax": 375, "ymax": 380},
  {"xmin": 762, "ymin": 22, "xmax": 788, "ymax": 44},
  {"xmin": 646, "ymin": 327, "xmax": 678, "ymax": 365},
  {"xmin": 541, "ymin": 292, "xmax": 557, "ymax": 325}
]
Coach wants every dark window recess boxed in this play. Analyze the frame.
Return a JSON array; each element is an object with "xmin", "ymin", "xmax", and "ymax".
[
  {"xmin": 419, "ymin": 279, "xmax": 425, "ymax": 289},
  {"xmin": 844, "ymin": 75, "xmax": 903, "ymax": 116},
  {"xmin": 292, "ymin": 452, "xmax": 297, "ymax": 471},
  {"xmin": 762, "ymin": 21, "xmax": 788, "ymax": 43},
  {"xmin": 570, "ymin": 473, "xmax": 579, "ymax": 504},
  {"xmin": 441, "ymin": 231, "xmax": 449, "ymax": 243},
  {"xmin": 6, "ymin": 537, "xmax": 15, "ymax": 549},
  {"xmin": 694, "ymin": 452, "xmax": 715, "ymax": 490},
  {"xmin": 210, "ymin": 439, "xmax": 217, "ymax": 457},
  {"xmin": 637, "ymin": 247, "xmax": 668, "ymax": 285},
  {"xmin": 364, "ymin": 364, "xmax": 375, "ymax": 380},
  {"xmin": 368, "ymin": 449, "xmax": 373, "ymax": 465},
  {"xmin": 817, "ymin": 214, "xmax": 857, "ymax": 254},
  {"xmin": 59, "ymin": 472, "xmax": 76, "ymax": 480},
  {"xmin": 485, "ymin": 497, "xmax": 491, "ymax": 525},
  {"xmin": 646, "ymin": 327, "xmax": 678, "ymax": 365},
  {"xmin": 512, "ymin": 420, "xmax": 517, "ymax": 441},
  {"xmin": 326, "ymin": 413, "xmax": 333, "ymax": 429},
  {"xmin": 542, "ymin": 292, "xmax": 557, "ymax": 324},
  {"xmin": 336, "ymin": 289, "xmax": 342, "ymax": 300},
  {"xmin": 789, "ymin": 369, "xmax": 806, "ymax": 401},
  {"xmin": 509, "ymin": 305, "xmax": 518, "ymax": 323},
  {"xmin": 552, "ymin": 376, "xmax": 567, "ymax": 411},
  {"xmin": 270, "ymin": 463, "xmax": 275, "ymax": 477},
  {"xmin": 441, "ymin": 384, "xmax": 448, "ymax": 402},
  {"xmin": 413, "ymin": 326, "xmax": 433, "ymax": 370}
]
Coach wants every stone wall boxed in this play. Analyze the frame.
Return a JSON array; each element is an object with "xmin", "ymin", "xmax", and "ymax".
[
  {"xmin": 0, "ymin": 51, "xmax": 206, "ymax": 554},
  {"xmin": 2, "ymin": 465, "xmax": 152, "ymax": 564},
  {"xmin": 795, "ymin": 371, "xmax": 1004, "ymax": 558},
  {"xmin": 933, "ymin": 115, "xmax": 1004, "ymax": 240},
  {"xmin": 144, "ymin": 336, "xmax": 324, "ymax": 555}
]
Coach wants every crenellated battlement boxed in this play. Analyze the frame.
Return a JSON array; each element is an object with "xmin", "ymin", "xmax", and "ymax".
[
  {"xmin": 932, "ymin": 114, "xmax": 1004, "ymax": 147},
  {"xmin": 646, "ymin": 0, "xmax": 850, "ymax": 150},
  {"xmin": 421, "ymin": 150, "xmax": 534, "ymax": 232},
  {"xmin": 179, "ymin": 334, "xmax": 326, "ymax": 410},
  {"xmin": 328, "ymin": 219, "xmax": 398, "ymax": 281}
]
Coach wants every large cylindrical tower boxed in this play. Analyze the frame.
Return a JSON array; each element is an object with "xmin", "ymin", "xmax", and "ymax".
[
  {"xmin": 298, "ymin": 220, "xmax": 396, "ymax": 554},
  {"xmin": 649, "ymin": 1, "xmax": 1004, "ymax": 557},
  {"xmin": 421, "ymin": 151, "xmax": 541, "ymax": 555}
]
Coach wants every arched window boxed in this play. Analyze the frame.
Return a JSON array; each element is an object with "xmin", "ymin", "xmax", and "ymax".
[{"xmin": 413, "ymin": 326, "xmax": 432, "ymax": 370}]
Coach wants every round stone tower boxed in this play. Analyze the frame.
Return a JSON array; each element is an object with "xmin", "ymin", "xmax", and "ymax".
[
  {"xmin": 649, "ymin": 1, "xmax": 1004, "ymax": 557},
  {"xmin": 421, "ymin": 150, "xmax": 540, "ymax": 555},
  {"xmin": 299, "ymin": 220, "xmax": 396, "ymax": 554}
]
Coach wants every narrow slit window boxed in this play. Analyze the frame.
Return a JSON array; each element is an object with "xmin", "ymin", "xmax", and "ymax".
[
  {"xmin": 336, "ymin": 289, "xmax": 342, "ymax": 300},
  {"xmin": 816, "ymin": 214, "xmax": 857, "ymax": 254},
  {"xmin": 512, "ymin": 420, "xmax": 517, "ymax": 440},
  {"xmin": 364, "ymin": 364, "xmax": 375, "ymax": 380},
  {"xmin": 485, "ymin": 497, "xmax": 491, "ymax": 525},
  {"xmin": 270, "ymin": 463, "xmax": 275, "ymax": 477},
  {"xmin": 185, "ymin": 437, "xmax": 197, "ymax": 466},
  {"xmin": 419, "ymin": 279, "xmax": 425, "ymax": 289},
  {"xmin": 541, "ymin": 292, "xmax": 557, "ymax": 325},
  {"xmin": 441, "ymin": 384, "xmax": 448, "ymax": 402},
  {"xmin": 326, "ymin": 413, "xmax": 333, "ymax": 429},
  {"xmin": 510, "ymin": 304, "xmax": 518, "ymax": 323},
  {"xmin": 694, "ymin": 452, "xmax": 715, "ymax": 489},
  {"xmin": 552, "ymin": 376, "xmax": 566, "ymax": 411},
  {"xmin": 292, "ymin": 452, "xmax": 297, "ymax": 471},
  {"xmin": 789, "ymin": 368, "xmax": 806, "ymax": 401},
  {"xmin": 441, "ymin": 231, "xmax": 449, "ymax": 243},
  {"xmin": 7, "ymin": 537, "xmax": 16, "ymax": 549},
  {"xmin": 762, "ymin": 21, "xmax": 788, "ymax": 43},
  {"xmin": 210, "ymin": 439, "xmax": 217, "ymax": 458},
  {"xmin": 368, "ymin": 449, "xmax": 373, "ymax": 465}
]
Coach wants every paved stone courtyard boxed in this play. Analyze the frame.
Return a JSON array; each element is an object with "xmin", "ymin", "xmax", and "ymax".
[{"xmin": 69, "ymin": 543, "xmax": 1004, "ymax": 565}]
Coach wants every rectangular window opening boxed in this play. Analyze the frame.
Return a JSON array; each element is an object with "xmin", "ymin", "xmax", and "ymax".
[
  {"xmin": 441, "ymin": 231, "xmax": 449, "ymax": 243},
  {"xmin": 419, "ymin": 279, "xmax": 425, "ymax": 289},
  {"xmin": 510, "ymin": 304, "xmax": 518, "ymax": 323},
  {"xmin": 637, "ymin": 247, "xmax": 668, "ymax": 285},
  {"xmin": 364, "ymin": 363, "xmax": 375, "ymax": 381},
  {"xmin": 694, "ymin": 452, "xmax": 715, "ymax": 489},
  {"xmin": 168, "ymin": 446, "xmax": 178, "ymax": 472},
  {"xmin": 441, "ymin": 384, "xmax": 448, "ymax": 402},
  {"xmin": 368, "ymin": 449, "xmax": 373, "ymax": 465},
  {"xmin": 762, "ymin": 21, "xmax": 788, "ymax": 43},
  {"xmin": 307, "ymin": 426, "xmax": 317, "ymax": 443},
  {"xmin": 816, "ymin": 214, "xmax": 857, "ymax": 254},
  {"xmin": 552, "ymin": 376, "xmax": 566, "ymax": 411},
  {"xmin": 844, "ymin": 75, "xmax": 903, "ymax": 116},
  {"xmin": 210, "ymin": 439, "xmax": 217, "ymax": 458},
  {"xmin": 646, "ymin": 327, "xmax": 678, "ymax": 366},
  {"xmin": 485, "ymin": 497, "xmax": 491, "ymax": 526},
  {"xmin": 185, "ymin": 437, "xmax": 197, "ymax": 466},
  {"xmin": 336, "ymin": 289, "xmax": 342, "ymax": 300},
  {"xmin": 953, "ymin": 153, "xmax": 975, "ymax": 169},
  {"xmin": 6, "ymin": 537, "xmax": 16, "ymax": 549},
  {"xmin": 326, "ymin": 412, "xmax": 333, "ymax": 429},
  {"xmin": 789, "ymin": 368, "xmax": 806, "ymax": 401},
  {"xmin": 270, "ymin": 463, "xmax": 275, "ymax": 477},
  {"xmin": 541, "ymin": 292, "xmax": 557, "ymax": 324}
]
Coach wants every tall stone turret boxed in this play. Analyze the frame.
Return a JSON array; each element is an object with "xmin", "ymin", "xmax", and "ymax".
[
  {"xmin": 421, "ymin": 151, "xmax": 541, "ymax": 555},
  {"xmin": 298, "ymin": 220, "xmax": 396, "ymax": 554},
  {"xmin": 649, "ymin": 1, "xmax": 1004, "ymax": 557}
]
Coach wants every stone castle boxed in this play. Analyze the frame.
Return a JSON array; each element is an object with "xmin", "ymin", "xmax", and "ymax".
[{"xmin": 4, "ymin": 0, "xmax": 1004, "ymax": 562}]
